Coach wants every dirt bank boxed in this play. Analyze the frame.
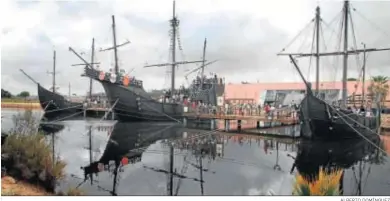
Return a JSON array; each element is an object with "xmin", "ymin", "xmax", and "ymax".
[
  {"xmin": 1, "ymin": 102, "xmax": 41, "ymax": 110},
  {"xmin": 1, "ymin": 176, "xmax": 52, "ymax": 196}
]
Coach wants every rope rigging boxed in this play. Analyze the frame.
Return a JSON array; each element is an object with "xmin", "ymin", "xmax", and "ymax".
[
  {"xmin": 350, "ymin": 5, "xmax": 390, "ymax": 39},
  {"xmin": 279, "ymin": 18, "xmax": 315, "ymax": 53}
]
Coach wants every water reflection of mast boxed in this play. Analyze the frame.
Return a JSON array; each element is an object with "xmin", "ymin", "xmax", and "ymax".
[
  {"xmin": 143, "ymin": 142, "xmax": 204, "ymax": 196},
  {"xmin": 273, "ymin": 141, "xmax": 281, "ymax": 171},
  {"xmin": 88, "ymin": 126, "xmax": 93, "ymax": 185}
]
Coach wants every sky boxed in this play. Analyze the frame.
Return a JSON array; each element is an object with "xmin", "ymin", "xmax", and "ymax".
[{"xmin": 1, "ymin": 0, "xmax": 390, "ymax": 96}]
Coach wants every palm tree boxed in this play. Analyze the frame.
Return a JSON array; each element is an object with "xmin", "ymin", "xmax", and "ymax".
[{"xmin": 368, "ymin": 76, "xmax": 389, "ymax": 107}]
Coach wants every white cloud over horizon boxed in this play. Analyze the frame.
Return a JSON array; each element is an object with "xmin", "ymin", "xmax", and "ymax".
[{"xmin": 1, "ymin": 0, "xmax": 390, "ymax": 96}]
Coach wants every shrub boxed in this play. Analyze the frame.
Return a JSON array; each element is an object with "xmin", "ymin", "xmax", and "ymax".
[
  {"xmin": 10, "ymin": 110, "xmax": 39, "ymax": 136},
  {"xmin": 1, "ymin": 110, "xmax": 66, "ymax": 192}
]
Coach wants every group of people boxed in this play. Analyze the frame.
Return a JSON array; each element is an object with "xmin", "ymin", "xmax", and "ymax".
[{"xmin": 347, "ymin": 105, "xmax": 371, "ymax": 116}]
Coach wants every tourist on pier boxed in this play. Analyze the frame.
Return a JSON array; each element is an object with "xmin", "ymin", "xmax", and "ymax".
[
  {"xmin": 265, "ymin": 104, "xmax": 270, "ymax": 116},
  {"xmin": 257, "ymin": 104, "xmax": 262, "ymax": 116},
  {"xmin": 224, "ymin": 103, "xmax": 229, "ymax": 115}
]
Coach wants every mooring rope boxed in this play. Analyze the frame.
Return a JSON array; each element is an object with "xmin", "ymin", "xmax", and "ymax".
[
  {"xmin": 44, "ymin": 104, "xmax": 84, "ymax": 114},
  {"xmin": 331, "ymin": 108, "xmax": 387, "ymax": 156},
  {"xmin": 319, "ymin": 100, "xmax": 381, "ymax": 137}
]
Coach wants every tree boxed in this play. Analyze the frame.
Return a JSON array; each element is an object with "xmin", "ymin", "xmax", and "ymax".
[
  {"xmin": 368, "ymin": 76, "xmax": 389, "ymax": 106},
  {"xmin": 17, "ymin": 91, "xmax": 30, "ymax": 98},
  {"xmin": 1, "ymin": 89, "xmax": 12, "ymax": 98}
]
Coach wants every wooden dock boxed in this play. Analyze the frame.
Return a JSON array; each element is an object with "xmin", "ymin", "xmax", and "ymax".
[
  {"xmin": 182, "ymin": 112, "xmax": 299, "ymax": 135},
  {"xmin": 84, "ymin": 106, "xmax": 114, "ymax": 119},
  {"xmin": 85, "ymin": 107, "xmax": 110, "ymax": 112},
  {"xmin": 183, "ymin": 113, "xmax": 299, "ymax": 124}
]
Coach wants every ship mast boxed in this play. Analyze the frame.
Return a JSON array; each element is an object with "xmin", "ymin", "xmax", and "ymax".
[
  {"xmin": 53, "ymin": 50, "xmax": 56, "ymax": 93},
  {"xmin": 201, "ymin": 38, "xmax": 207, "ymax": 79},
  {"xmin": 112, "ymin": 16, "xmax": 119, "ymax": 74},
  {"xmin": 170, "ymin": 1, "xmax": 178, "ymax": 94},
  {"xmin": 361, "ymin": 42, "xmax": 367, "ymax": 105},
  {"xmin": 278, "ymin": 0, "xmax": 390, "ymax": 108},
  {"xmin": 315, "ymin": 6, "xmax": 320, "ymax": 95},
  {"xmin": 90, "ymin": 38, "xmax": 95, "ymax": 99},
  {"xmin": 143, "ymin": 1, "xmax": 204, "ymax": 98},
  {"xmin": 341, "ymin": 0, "xmax": 349, "ymax": 108},
  {"xmin": 47, "ymin": 50, "xmax": 57, "ymax": 93},
  {"xmin": 199, "ymin": 38, "xmax": 208, "ymax": 90}
]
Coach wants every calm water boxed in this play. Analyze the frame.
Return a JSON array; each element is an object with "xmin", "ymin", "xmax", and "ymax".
[{"xmin": 1, "ymin": 109, "xmax": 390, "ymax": 196}]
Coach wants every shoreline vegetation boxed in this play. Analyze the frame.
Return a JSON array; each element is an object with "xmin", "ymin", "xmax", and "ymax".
[{"xmin": 1, "ymin": 110, "xmax": 83, "ymax": 196}]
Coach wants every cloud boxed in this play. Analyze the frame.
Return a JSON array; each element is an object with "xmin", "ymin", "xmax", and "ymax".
[{"xmin": 1, "ymin": 0, "xmax": 390, "ymax": 96}]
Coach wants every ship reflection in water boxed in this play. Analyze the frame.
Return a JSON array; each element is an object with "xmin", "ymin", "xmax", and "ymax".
[{"xmin": 40, "ymin": 121, "xmax": 389, "ymax": 196}]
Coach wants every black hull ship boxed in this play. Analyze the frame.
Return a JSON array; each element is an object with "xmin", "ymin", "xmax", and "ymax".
[
  {"xmin": 83, "ymin": 67, "xmax": 183, "ymax": 121},
  {"xmin": 298, "ymin": 91, "xmax": 378, "ymax": 140},
  {"xmin": 20, "ymin": 50, "xmax": 83, "ymax": 121},
  {"xmin": 38, "ymin": 84, "xmax": 83, "ymax": 120},
  {"xmin": 81, "ymin": 122, "xmax": 182, "ymax": 195},
  {"xmin": 293, "ymin": 135, "xmax": 381, "ymax": 195},
  {"xmin": 278, "ymin": 0, "xmax": 389, "ymax": 141},
  {"xmin": 70, "ymin": 2, "xmax": 207, "ymax": 122}
]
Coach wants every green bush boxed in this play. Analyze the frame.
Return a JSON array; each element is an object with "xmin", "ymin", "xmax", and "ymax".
[
  {"xmin": 10, "ymin": 110, "xmax": 39, "ymax": 136},
  {"xmin": 2, "ymin": 110, "xmax": 66, "ymax": 192},
  {"xmin": 2, "ymin": 133, "xmax": 66, "ymax": 180}
]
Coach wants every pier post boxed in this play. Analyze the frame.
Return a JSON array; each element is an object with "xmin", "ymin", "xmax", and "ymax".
[
  {"xmin": 183, "ymin": 117, "xmax": 187, "ymax": 127},
  {"xmin": 224, "ymin": 119, "xmax": 230, "ymax": 132},
  {"xmin": 237, "ymin": 120, "xmax": 242, "ymax": 132},
  {"xmin": 83, "ymin": 102, "xmax": 88, "ymax": 119},
  {"xmin": 210, "ymin": 119, "xmax": 215, "ymax": 130}
]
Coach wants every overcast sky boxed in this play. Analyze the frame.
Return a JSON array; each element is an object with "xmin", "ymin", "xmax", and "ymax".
[{"xmin": 1, "ymin": 0, "xmax": 390, "ymax": 96}]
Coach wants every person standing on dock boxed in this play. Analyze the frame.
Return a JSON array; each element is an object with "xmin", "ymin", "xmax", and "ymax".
[
  {"xmin": 265, "ymin": 104, "xmax": 270, "ymax": 117},
  {"xmin": 257, "ymin": 104, "xmax": 262, "ymax": 116}
]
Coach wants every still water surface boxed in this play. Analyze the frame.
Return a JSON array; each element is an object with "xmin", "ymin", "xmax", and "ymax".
[{"xmin": 1, "ymin": 109, "xmax": 390, "ymax": 195}]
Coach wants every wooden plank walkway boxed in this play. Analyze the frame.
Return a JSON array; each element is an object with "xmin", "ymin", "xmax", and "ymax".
[
  {"xmin": 183, "ymin": 113, "xmax": 298, "ymax": 124},
  {"xmin": 86, "ymin": 107, "xmax": 110, "ymax": 112}
]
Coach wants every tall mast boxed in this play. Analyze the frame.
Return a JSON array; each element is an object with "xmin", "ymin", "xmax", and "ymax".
[
  {"xmin": 278, "ymin": 0, "xmax": 390, "ymax": 106},
  {"xmin": 52, "ymin": 50, "xmax": 56, "ymax": 93},
  {"xmin": 112, "ymin": 15, "xmax": 119, "ymax": 74},
  {"xmin": 170, "ymin": 1, "xmax": 178, "ymax": 94},
  {"xmin": 200, "ymin": 38, "xmax": 207, "ymax": 89},
  {"xmin": 201, "ymin": 38, "xmax": 207, "ymax": 77},
  {"xmin": 142, "ymin": 0, "xmax": 204, "ymax": 93},
  {"xmin": 361, "ymin": 42, "xmax": 366, "ymax": 105},
  {"xmin": 68, "ymin": 82, "xmax": 71, "ymax": 100},
  {"xmin": 315, "ymin": 6, "xmax": 320, "ymax": 95},
  {"xmin": 342, "ymin": 0, "xmax": 349, "ymax": 108},
  {"xmin": 90, "ymin": 38, "xmax": 95, "ymax": 99}
]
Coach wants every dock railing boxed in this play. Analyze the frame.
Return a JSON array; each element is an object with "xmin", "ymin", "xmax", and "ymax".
[{"xmin": 183, "ymin": 103, "xmax": 298, "ymax": 120}]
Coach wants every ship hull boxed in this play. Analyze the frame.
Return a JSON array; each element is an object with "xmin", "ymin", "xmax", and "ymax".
[
  {"xmin": 299, "ymin": 93, "xmax": 378, "ymax": 141},
  {"xmin": 38, "ymin": 84, "xmax": 83, "ymax": 120},
  {"xmin": 100, "ymin": 81, "xmax": 183, "ymax": 122}
]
